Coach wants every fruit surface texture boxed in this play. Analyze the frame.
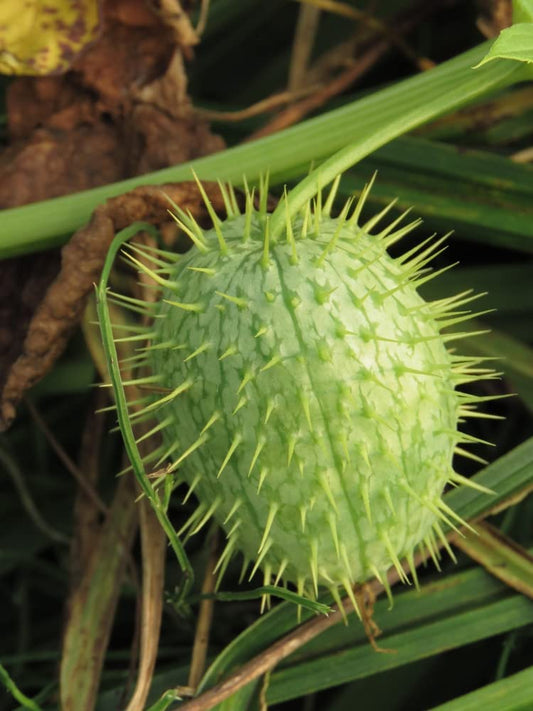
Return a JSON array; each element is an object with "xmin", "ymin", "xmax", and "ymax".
[{"xmin": 124, "ymin": 180, "xmax": 488, "ymax": 601}]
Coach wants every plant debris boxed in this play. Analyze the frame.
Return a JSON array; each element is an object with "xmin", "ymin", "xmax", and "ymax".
[
  {"xmin": 0, "ymin": 181, "xmax": 227, "ymax": 430},
  {"xmin": 0, "ymin": 0, "xmax": 224, "ymax": 430}
]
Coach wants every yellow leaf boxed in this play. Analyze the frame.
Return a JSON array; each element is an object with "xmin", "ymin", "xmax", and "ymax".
[{"xmin": 0, "ymin": 0, "xmax": 101, "ymax": 76}]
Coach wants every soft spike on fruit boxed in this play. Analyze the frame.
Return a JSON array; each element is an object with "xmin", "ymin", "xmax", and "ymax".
[
  {"xmin": 248, "ymin": 437, "xmax": 266, "ymax": 477},
  {"xmin": 193, "ymin": 172, "xmax": 228, "ymax": 254},
  {"xmin": 377, "ymin": 208, "xmax": 415, "ymax": 241},
  {"xmin": 215, "ymin": 534, "xmax": 239, "ymax": 587},
  {"xmin": 249, "ymin": 538, "xmax": 273, "ymax": 581},
  {"xmin": 362, "ymin": 197, "xmax": 398, "ymax": 233},
  {"xmin": 330, "ymin": 584, "xmax": 349, "ymax": 624},
  {"xmin": 257, "ymin": 467, "xmax": 269, "ymax": 493},
  {"xmin": 406, "ymin": 551, "xmax": 420, "ymax": 590},
  {"xmin": 224, "ymin": 498, "xmax": 243, "ymax": 525},
  {"xmin": 164, "ymin": 299, "xmax": 204, "ymax": 313},
  {"xmin": 259, "ymin": 503, "xmax": 279, "ymax": 554},
  {"xmin": 169, "ymin": 433, "xmax": 209, "ymax": 472},
  {"xmin": 217, "ymin": 434, "xmax": 242, "ymax": 478},
  {"xmin": 283, "ymin": 187, "xmax": 299, "ymax": 264},
  {"xmin": 347, "ymin": 172, "xmax": 376, "ymax": 227},
  {"xmin": 299, "ymin": 505, "xmax": 307, "ymax": 533},
  {"xmin": 316, "ymin": 198, "xmax": 354, "ymax": 265},
  {"xmin": 219, "ymin": 345, "xmax": 238, "ymax": 361},
  {"xmin": 274, "ymin": 558, "xmax": 289, "ymax": 586},
  {"xmin": 189, "ymin": 497, "xmax": 222, "ymax": 536},
  {"xmin": 182, "ymin": 473, "xmax": 201, "ymax": 504},
  {"xmin": 323, "ymin": 174, "xmax": 342, "ymax": 216},
  {"xmin": 134, "ymin": 416, "xmax": 173, "ymax": 444},
  {"xmin": 433, "ymin": 520, "xmax": 458, "ymax": 563},
  {"xmin": 217, "ymin": 180, "xmax": 237, "ymax": 218}
]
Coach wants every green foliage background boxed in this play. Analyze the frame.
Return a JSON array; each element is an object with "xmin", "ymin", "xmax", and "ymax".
[{"xmin": 1, "ymin": 1, "xmax": 532, "ymax": 710}]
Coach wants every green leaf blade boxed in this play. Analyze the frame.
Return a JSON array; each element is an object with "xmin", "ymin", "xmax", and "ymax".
[
  {"xmin": 476, "ymin": 24, "xmax": 533, "ymax": 68},
  {"xmin": 429, "ymin": 666, "xmax": 533, "ymax": 711}
]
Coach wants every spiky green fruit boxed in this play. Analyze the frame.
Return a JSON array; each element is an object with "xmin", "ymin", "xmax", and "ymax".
[{"xmin": 121, "ymin": 178, "xmax": 492, "ymax": 602}]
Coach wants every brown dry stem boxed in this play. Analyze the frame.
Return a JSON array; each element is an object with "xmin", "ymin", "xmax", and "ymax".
[
  {"xmin": 288, "ymin": 4, "xmax": 322, "ymax": 92},
  {"xmin": 248, "ymin": 0, "xmax": 445, "ymax": 141},
  {"xmin": 69, "ymin": 389, "xmax": 108, "ymax": 586},
  {"xmin": 174, "ymin": 498, "xmax": 530, "ymax": 711},
  {"xmin": 60, "ymin": 474, "xmax": 139, "ymax": 711},
  {"xmin": 194, "ymin": 87, "xmax": 318, "ymax": 123},
  {"xmin": 175, "ymin": 549, "xmax": 429, "ymax": 711},
  {"xmin": 188, "ymin": 530, "xmax": 219, "ymax": 690},
  {"xmin": 125, "ymin": 499, "xmax": 167, "ymax": 711}
]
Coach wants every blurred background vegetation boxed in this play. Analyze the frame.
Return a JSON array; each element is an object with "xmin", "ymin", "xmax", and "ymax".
[{"xmin": 0, "ymin": 1, "xmax": 532, "ymax": 710}]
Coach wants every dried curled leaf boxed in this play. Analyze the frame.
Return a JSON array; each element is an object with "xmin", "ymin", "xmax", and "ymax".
[
  {"xmin": 0, "ymin": 182, "xmax": 227, "ymax": 431},
  {"xmin": 0, "ymin": 0, "xmax": 101, "ymax": 75}
]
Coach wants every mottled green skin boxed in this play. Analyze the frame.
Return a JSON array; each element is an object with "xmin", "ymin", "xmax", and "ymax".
[{"xmin": 150, "ymin": 214, "xmax": 458, "ymax": 588}]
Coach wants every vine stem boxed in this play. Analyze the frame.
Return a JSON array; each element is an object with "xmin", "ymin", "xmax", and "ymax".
[{"xmin": 95, "ymin": 222, "xmax": 194, "ymax": 595}]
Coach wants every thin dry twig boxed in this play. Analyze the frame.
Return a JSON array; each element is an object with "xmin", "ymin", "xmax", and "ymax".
[
  {"xmin": 288, "ymin": 4, "xmax": 322, "ymax": 91},
  {"xmin": 299, "ymin": 0, "xmax": 435, "ymax": 70},
  {"xmin": 25, "ymin": 398, "xmax": 109, "ymax": 517},
  {"xmin": 249, "ymin": 0, "xmax": 442, "ymax": 141},
  {"xmin": 60, "ymin": 473, "xmax": 139, "ymax": 711},
  {"xmin": 0, "ymin": 445, "xmax": 70, "ymax": 545},
  {"xmin": 194, "ymin": 87, "xmax": 318, "ymax": 123},
  {"xmin": 195, "ymin": 0, "xmax": 211, "ymax": 37},
  {"xmin": 175, "ymin": 484, "xmax": 531, "ymax": 711},
  {"xmin": 71, "ymin": 389, "xmax": 107, "ymax": 578},
  {"xmin": 247, "ymin": 39, "xmax": 389, "ymax": 141},
  {"xmin": 174, "ymin": 545, "xmax": 434, "ymax": 711},
  {"xmin": 124, "ymin": 499, "xmax": 167, "ymax": 711},
  {"xmin": 188, "ymin": 530, "xmax": 219, "ymax": 690}
]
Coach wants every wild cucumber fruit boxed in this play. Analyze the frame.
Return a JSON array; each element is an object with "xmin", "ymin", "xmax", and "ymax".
[{"xmin": 117, "ymin": 176, "xmax": 494, "ymax": 606}]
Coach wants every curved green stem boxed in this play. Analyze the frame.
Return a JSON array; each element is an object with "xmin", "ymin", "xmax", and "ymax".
[{"xmin": 96, "ymin": 222, "xmax": 194, "ymax": 595}]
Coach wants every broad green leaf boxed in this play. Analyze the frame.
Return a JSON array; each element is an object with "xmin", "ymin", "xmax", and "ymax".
[
  {"xmin": 453, "ymin": 521, "xmax": 533, "ymax": 598},
  {"xmin": 445, "ymin": 437, "xmax": 533, "ymax": 524},
  {"xmin": 0, "ymin": 0, "xmax": 101, "ymax": 75},
  {"xmin": 339, "ymin": 136, "xmax": 533, "ymax": 253},
  {"xmin": 0, "ymin": 41, "xmax": 527, "ymax": 257},
  {"xmin": 430, "ymin": 665, "xmax": 533, "ymax": 710},
  {"xmin": 514, "ymin": 0, "xmax": 533, "ymax": 24},
  {"xmin": 215, "ymin": 680, "xmax": 262, "ymax": 711},
  {"xmin": 267, "ymin": 575, "xmax": 533, "ymax": 703},
  {"xmin": 327, "ymin": 658, "xmax": 439, "ymax": 711},
  {"xmin": 476, "ymin": 25, "xmax": 533, "ymax": 68}
]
